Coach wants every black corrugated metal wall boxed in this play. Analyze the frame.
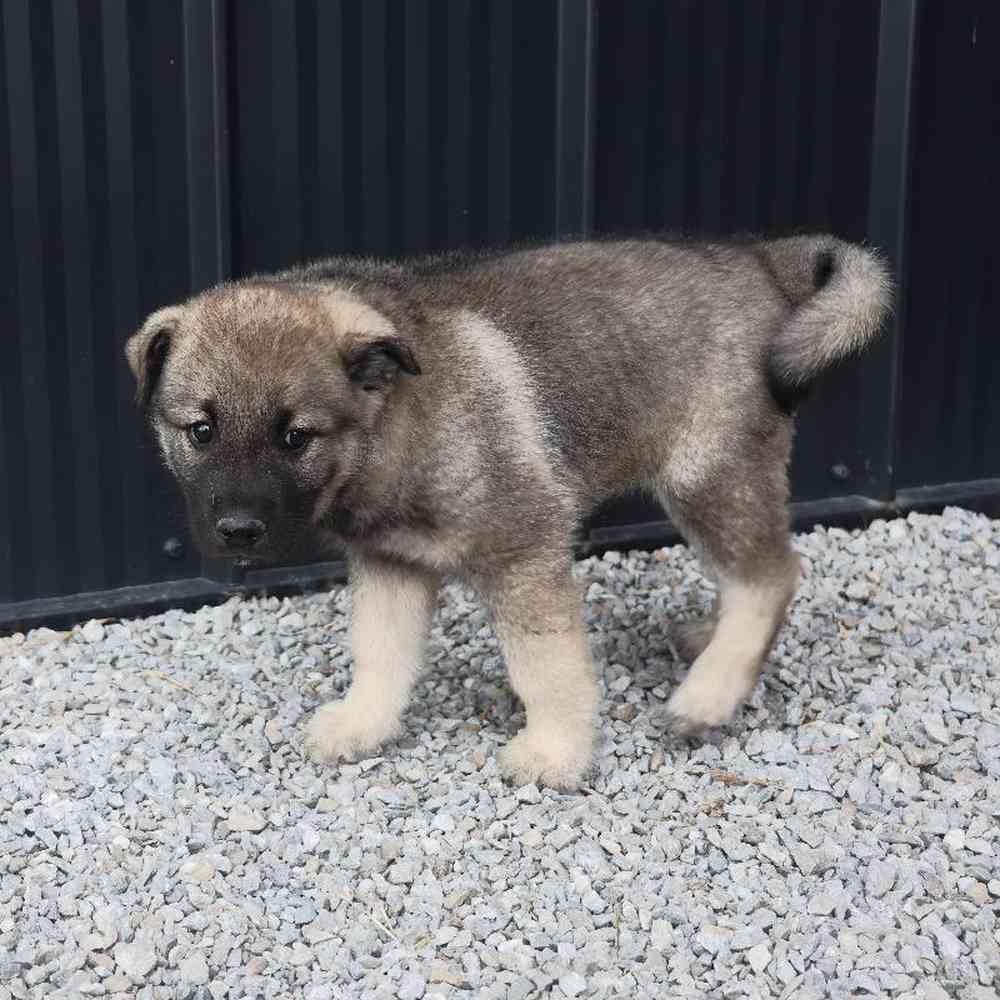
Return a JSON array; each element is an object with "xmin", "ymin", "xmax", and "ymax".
[
  {"xmin": 1, "ymin": 0, "xmax": 205, "ymax": 611},
  {"xmin": 899, "ymin": 2, "xmax": 1000, "ymax": 491},
  {"xmin": 1, "ymin": 0, "xmax": 997, "ymax": 630}
]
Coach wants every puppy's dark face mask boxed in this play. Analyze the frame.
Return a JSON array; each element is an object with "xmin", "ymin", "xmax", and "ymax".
[{"xmin": 125, "ymin": 285, "xmax": 420, "ymax": 564}]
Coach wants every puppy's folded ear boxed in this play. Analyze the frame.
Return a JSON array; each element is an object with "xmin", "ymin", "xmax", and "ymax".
[
  {"xmin": 344, "ymin": 335, "xmax": 421, "ymax": 391},
  {"xmin": 125, "ymin": 306, "xmax": 185, "ymax": 406}
]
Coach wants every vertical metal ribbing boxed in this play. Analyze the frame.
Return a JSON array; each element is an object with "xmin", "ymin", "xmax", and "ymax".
[
  {"xmin": 485, "ymin": 1, "xmax": 512, "ymax": 245},
  {"xmin": 360, "ymin": 0, "xmax": 389, "ymax": 254},
  {"xmin": 935, "ymin": 6, "xmax": 993, "ymax": 482},
  {"xmin": 402, "ymin": 1, "xmax": 429, "ymax": 253},
  {"xmin": 101, "ymin": 0, "xmax": 150, "ymax": 587},
  {"xmin": 803, "ymin": 1, "xmax": 838, "ymax": 224},
  {"xmin": 865, "ymin": 0, "xmax": 918, "ymax": 501},
  {"xmin": 316, "ymin": 0, "xmax": 346, "ymax": 254},
  {"xmin": 554, "ymin": 0, "xmax": 595, "ymax": 238},
  {"xmin": 0, "ymin": 417, "xmax": 9, "ymax": 599},
  {"xmin": 769, "ymin": 0, "xmax": 805, "ymax": 231},
  {"xmin": 659, "ymin": 3, "xmax": 691, "ymax": 230},
  {"xmin": 692, "ymin": 2, "xmax": 727, "ymax": 231},
  {"xmin": 182, "ymin": 0, "xmax": 234, "ymax": 584},
  {"xmin": 0, "ymin": 0, "xmax": 934, "ymax": 624},
  {"xmin": 3, "ymin": 0, "xmax": 60, "ymax": 599},
  {"xmin": 53, "ymin": 0, "xmax": 106, "ymax": 593},
  {"xmin": 182, "ymin": 0, "xmax": 230, "ymax": 292},
  {"xmin": 906, "ymin": 3, "xmax": 1000, "ymax": 485},
  {"xmin": 445, "ymin": 0, "xmax": 471, "ymax": 249},
  {"xmin": 722, "ymin": 0, "xmax": 766, "ymax": 228},
  {"xmin": 0, "ymin": 5, "xmax": 13, "ymax": 599},
  {"xmin": 270, "ymin": 0, "xmax": 301, "ymax": 266},
  {"xmin": 211, "ymin": 0, "xmax": 230, "ymax": 281}
]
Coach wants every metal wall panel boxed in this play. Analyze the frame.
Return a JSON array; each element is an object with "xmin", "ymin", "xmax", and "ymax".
[
  {"xmin": 1, "ymin": 0, "xmax": 997, "ymax": 629},
  {"xmin": 594, "ymin": 0, "xmax": 879, "ymax": 240},
  {"xmin": 589, "ymin": 0, "xmax": 884, "ymax": 537},
  {"xmin": 0, "ymin": 0, "xmax": 216, "ymax": 606},
  {"xmin": 897, "ymin": 1, "xmax": 1000, "ymax": 489},
  {"xmin": 229, "ymin": 0, "xmax": 566, "ymax": 274}
]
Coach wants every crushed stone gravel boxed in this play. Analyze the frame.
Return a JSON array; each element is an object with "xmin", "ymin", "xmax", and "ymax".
[{"xmin": 1, "ymin": 507, "xmax": 998, "ymax": 999}]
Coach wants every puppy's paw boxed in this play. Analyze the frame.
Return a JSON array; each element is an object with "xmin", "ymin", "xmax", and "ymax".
[
  {"xmin": 498, "ymin": 728, "xmax": 593, "ymax": 792},
  {"xmin": 664, "ymin": 669, "xmax": 744, "ymax": 737},
  {"xmin": 303, "ymin": 700, "xmax": 399, "ymax": 764},
  {"xmin": 670, "ymin": 618, "xmax": 716, "ymax": 663}
]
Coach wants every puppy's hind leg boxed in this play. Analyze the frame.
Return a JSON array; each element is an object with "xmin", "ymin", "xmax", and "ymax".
[
  {"xmin": 666, "ymin": 563, "xmax": 798, "ymax": 733},
  {"xmin": 658, "ymin": 457, "xmax": 800, "ymax": 734},
  {"xmin": 304, "ymin": 553, "xmax": 439, "ymax": 763}
]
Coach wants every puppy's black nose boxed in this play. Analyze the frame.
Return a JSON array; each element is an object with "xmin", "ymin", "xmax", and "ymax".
[{"xmin": 215, "ymin": 515, "xmax": 266, "ymax": 549}]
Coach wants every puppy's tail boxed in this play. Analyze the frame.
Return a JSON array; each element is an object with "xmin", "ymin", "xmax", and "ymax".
[{"xmin": 759, "ymin": 235, "xmax": 893, "ymax": 405}]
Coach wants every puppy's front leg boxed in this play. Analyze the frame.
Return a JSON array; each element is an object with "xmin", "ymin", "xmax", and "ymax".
[
  {"xmin": 304, "ymin": 554, "xmax": 438, "ymax": 764},
  {"xmin": 488, "ymin": 561, "xmax": 598, "ymax": 791}
]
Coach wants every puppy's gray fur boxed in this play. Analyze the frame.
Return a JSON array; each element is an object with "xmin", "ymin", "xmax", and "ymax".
[{"xmin": 127, "ymin": 236, "xmax": 891, "ymax": 789}]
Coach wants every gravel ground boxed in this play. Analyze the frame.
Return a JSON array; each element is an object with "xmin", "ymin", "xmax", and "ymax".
[{"xmin": 1, "ymin": 507, "xmax": 999, "ymax": 1000}]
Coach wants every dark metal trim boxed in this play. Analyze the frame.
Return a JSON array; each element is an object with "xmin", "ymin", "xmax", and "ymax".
[
  {"xmin": 7, "ymin": 478, "xmax": 1000, "ymax": 634},
  {"xmin": 182, "ymin": 0, "xmax": 234, "ymax": 586},
  {"xmin": 896, "ymin": 477, "xmax": 1000, "ymax": 517},
  {"xmin": 585, "ymin": 478, "xmax": 1000, "ymax": 555},
  {"xmin": 0, "ymin": 561, "xmax": 347, "ymax": 636},
  {"xmin": 554, "ymin": 0, "xmax": 595, "ymax": 237},
  {"xmin": 210, "ymin": 0, "xmax": 231, "ymax": 282},
  {"xmin": 182, "ymin": 0, "xmax": 230, "ymax": 292},
  {"xmin": 584, "ymin": 494, "xmax": 892, "ymax": 553},
  {"xmin": 2, "ymin": 0, "xmax": 61, "ymax": 600},
  {"xmin": 865, "ymin": 0, "xmax": 919, "ymax": 500},
  {"xmin": 100, "ymin": 0, "xmax": 152, "ymax": 587}
]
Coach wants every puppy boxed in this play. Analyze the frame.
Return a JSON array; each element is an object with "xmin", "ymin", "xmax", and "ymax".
[{"xmin": 126, "ymin": 236, "xmax": 891, "ymax": 789}]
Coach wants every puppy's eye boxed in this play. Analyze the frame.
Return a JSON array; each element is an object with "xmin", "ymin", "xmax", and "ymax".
[
  {"xmin": 188, "ymin": 421, "xmax": 213, "ymax": 446},
  {"xmin": 282, "ymin": 428, "xmax": 309, "ymax": 451}
]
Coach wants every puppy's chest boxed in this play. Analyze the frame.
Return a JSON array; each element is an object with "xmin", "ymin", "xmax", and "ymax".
[{"xmin": 375, "ymin": 524, "xmax": 473, "ymax": 575}]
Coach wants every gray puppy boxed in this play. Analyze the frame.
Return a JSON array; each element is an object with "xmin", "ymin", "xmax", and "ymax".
[{"xmin": 126, "ymin": 236, "xmax": 891, "ymax": 789}]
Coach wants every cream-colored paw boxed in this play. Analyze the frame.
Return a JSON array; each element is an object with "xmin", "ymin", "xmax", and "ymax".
[
  {"xmin": 497, "ymin": 727, "xmax": 593, "ymax": 792},
  {"xmin": 664, "ymin": 661, "xmax": 750, "ymax": 736},
  {"xmin": 303, "ymin": 699, "xmax": 400, "ymax": 764}
]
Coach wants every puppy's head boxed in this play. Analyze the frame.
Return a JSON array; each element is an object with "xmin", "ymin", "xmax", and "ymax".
[{"xmin": 125, "ymin": 282, "xmax": 420, "ymax": 562}]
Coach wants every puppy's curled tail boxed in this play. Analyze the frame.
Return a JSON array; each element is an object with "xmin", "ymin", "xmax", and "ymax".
[{"xmin": 760, "ymin": 235, "xmax": 893, "ymax": 404}]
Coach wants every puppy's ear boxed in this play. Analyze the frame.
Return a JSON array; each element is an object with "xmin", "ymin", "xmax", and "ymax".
[
  {"xmin": 344, "ymin": 335, "xmax": 421, "ymax": 391},
  {"xmin": 125, "ymin": 306, "xmax": 185, "ymax": 406}
]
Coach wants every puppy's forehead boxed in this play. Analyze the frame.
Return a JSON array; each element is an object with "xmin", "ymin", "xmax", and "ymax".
[
  {"xmin": 193, "ymin": 283, "xmax": 390, "ymax": 342},
  {"xmin": 181, "ymin": 285, "xmax": 357, "ymax": 369},
  {"xmin": 195, "ymin": 284, "xmax": 323, "ymax": 344},
  {"xmin": 162, "ymin": 284, "xmax": 364, "ymax": 408}
]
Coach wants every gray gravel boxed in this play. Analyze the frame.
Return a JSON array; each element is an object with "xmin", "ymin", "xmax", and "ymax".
[{"xmin": 1, "ymin": 507, "xmax": 999, "ymax": 999}]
